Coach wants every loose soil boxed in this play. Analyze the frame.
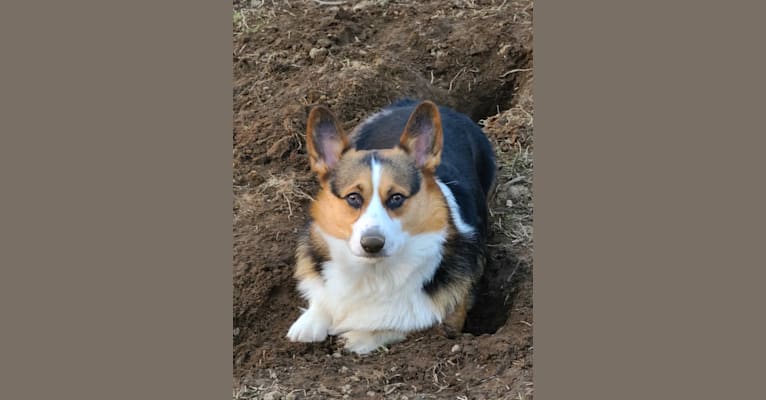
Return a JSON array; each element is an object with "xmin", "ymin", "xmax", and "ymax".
[{"xmin": 233, "ymin": 1, "xmax": 534, "ymax": 399}]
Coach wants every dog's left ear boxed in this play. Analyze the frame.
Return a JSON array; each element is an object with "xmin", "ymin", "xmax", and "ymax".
[
  {"xmin": 399, "ymin": 101, "xmax": 443, "ymax": 172},
  {"xmin": 306, "ymin": 105, "xmax": 348, "ymax": 178}
]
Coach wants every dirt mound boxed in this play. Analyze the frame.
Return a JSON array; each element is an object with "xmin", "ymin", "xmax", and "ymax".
[{"xmin": 233, "ymin": 1, "xmax": 533, "ymax": 398}]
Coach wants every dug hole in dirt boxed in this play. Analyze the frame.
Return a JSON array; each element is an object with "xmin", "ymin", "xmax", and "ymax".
[{"xmin": 233, "ymin": 1, "xmax": 533, "ymax": 399}]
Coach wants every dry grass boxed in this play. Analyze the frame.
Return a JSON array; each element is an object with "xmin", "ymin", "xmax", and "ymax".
[
  {"xmin": 233, "ymin": 171, "xmax": 314, "ymax": 227},
  {"xmin": 234, "ymin": 380, "xmax": 303, "ymax": 400},
  {"xmin": 482, "ymin": 71, "xmax": 534, "ymax": 260}
]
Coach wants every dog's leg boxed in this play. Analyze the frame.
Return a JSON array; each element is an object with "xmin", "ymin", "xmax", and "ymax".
[
  {"xmin": 341, "ymin": 330, "xmax": 406, "ymax": 354},
  {"xmin": 443, "ymin": 254, "xmax": 484, "ymax": 337},
  {"xmin": 441, "ymin": 295, "xmax": 469, "ymax": 338},
  {"xmin": 442, "ymin": 252, "xmax": 485, "ymax": 337},
  {"xmin": 286, "ymin": 304, "xmax": 332, "ymax": 342}
]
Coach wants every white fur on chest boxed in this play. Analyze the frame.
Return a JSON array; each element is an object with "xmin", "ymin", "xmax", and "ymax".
[{"xmin": 298, "ymin": 226, "xmax": 448, "ymax": 334}]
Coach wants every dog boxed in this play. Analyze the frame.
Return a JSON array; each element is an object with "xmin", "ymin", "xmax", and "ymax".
[{"xmin": 286, "ymin": 99, "xmax": 496, "ymax": 354}]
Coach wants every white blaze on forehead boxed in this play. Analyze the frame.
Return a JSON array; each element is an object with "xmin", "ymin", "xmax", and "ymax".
[
  {"xmin": 371, "ymin": 156, "xmax": 382, "ymax": 196},
  {"xmin": 348, "ymin": 155, "xmax": 406, "ymax": 257},
  {"xmin": 358, "ymin": 156, "xmax": 385, "ymax": 229}
]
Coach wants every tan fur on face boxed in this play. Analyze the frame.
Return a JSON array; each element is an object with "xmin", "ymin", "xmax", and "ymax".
[
  {"xmin": 375, "ymin": 149, "xmax": 449, "ymax": 236},
  {"xmin": 387, "ymin": 174, "xmax": 448, "ymax": 235},
  {"xmin": 311, "ymin": 188, "xmax": 360, "ymax": 240},
  {"xmin": 311, "ymin": 150, "xmax": 372, "ymax": 240},
  {"xmin": 311, "ymin": 146, "xmax": 450, "ymax": 240}
]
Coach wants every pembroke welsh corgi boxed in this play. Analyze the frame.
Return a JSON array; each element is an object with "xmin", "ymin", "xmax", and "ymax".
[{"xmin": 286, "ymin": 99, "xmax": 496, "ymax": 354}]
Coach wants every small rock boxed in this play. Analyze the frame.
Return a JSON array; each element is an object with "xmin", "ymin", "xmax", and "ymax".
[
  {"xmin": 309, "ymin": 47, "xmax": 328, "ymax": 61},
  {"xmin": 316, "ymin": 38, "xmax": 332, "ymax": 48},
  {"xmin": 245, "ymin": 170, "xmax": 264, "ymax": 186},
  {"xmin": 340, "ymin": 366, "xmax": 349, "ymax": 373},
  {"xmin": 509, "ymin": 184, "xmax": 531, "ymax": 201},
  {"xmin": 352, "ymin": 0, "xmax": 376, "ymax": 12},
  {"xmin": 332, "ymin": 352, "xmax": 342, "ymax": 358},
  {"xmin": 341, "ymin": 384, "xmax": 352, "ymax": 393},
  {"xmin": 366, "ymin": 391, "xmax": 376, "ymax": 397},
  {"xmin": 263, "ymin": 391, "xmax": 282, "ymax": 400},
  {"xmin": 285, "ymin": 393, "xmax": 297, "ymax": 400},
  {"xmin": 451, "ymin": 344, "xmax": 462, "ymax": 353}
]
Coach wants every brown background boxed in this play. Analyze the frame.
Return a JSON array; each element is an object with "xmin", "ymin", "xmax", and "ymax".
[{"xmin": 1, "ymin": 1, "xmax": 765, "ymax": 399}]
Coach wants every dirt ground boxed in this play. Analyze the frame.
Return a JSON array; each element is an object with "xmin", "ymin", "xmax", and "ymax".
[{"xmin": 233, "ymin": 1, "xmax": 534, "ymax": 399}]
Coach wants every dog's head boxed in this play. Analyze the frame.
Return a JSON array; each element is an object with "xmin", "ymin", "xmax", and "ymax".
[{"xmin": 306, "ymin": 101, "xmax": 449, "ymax": 260}]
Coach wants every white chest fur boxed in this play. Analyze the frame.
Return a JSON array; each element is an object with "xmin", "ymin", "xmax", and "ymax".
[{"xmin": 299, "ymin": 226, "xmax": 448, "ymax": 334}]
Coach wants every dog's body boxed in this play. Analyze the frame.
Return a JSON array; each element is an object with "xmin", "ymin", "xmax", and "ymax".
[{"xmin": 287, "ymin": 99, "xmax": 495, "ymax": 354}]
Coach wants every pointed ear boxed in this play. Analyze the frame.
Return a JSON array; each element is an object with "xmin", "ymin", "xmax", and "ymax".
[
  {"xmin": 399, "ymin": 101, "xmax": 443, "ymax": 172},
  {"xmin": 305, "ymin": 105, "xmax": 348, "ymax": 177}
]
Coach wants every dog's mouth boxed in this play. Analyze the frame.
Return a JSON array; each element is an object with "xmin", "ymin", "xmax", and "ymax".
[
  {"xmin": 364, "ymin": 253, "xmax": 387, "ymax": 259},
  {"xmin": 357, "ymin": 252, "xmax": 388, "ymax": 260},
  {"xmin": 350, "ymin": 248, "xmax": 390, "ymax": 261}
]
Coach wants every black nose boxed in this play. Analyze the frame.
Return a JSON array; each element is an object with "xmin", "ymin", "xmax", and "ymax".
[{"xmin": 360, "ymin": 233, "xmax": 385, "ymax": 254}]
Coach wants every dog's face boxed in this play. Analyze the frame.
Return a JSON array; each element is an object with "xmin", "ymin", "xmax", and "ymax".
[{"xmin": 306, "ymin": 102, "xmax": 448, "ymax": 260}]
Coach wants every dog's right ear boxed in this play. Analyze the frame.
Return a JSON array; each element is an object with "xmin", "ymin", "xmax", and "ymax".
[
  {"xmin": 399, "ymin": 101, "xmax": 443, "ymax": 173},
  {"xmin": 306, "ymin": 106, "xmax": 347, "ymax": 177}
]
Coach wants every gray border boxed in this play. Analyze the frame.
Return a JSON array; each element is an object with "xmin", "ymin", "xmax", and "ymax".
[
  {"xmin": 0, "ymin": 1, "xmax": 232, "ymax": 399},
  {"xmin": 535, "ymin": 1, "xmax": 766, "ymax": 398}
]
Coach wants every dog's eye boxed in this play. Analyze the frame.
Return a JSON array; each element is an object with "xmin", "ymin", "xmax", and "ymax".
[
  {"xmin": 345, "ymin": 193, "xmax": 363, "ymax": 209},
  {"xmin": 386, "ymin": 193, "xmax": 406, "ymax": 209}
]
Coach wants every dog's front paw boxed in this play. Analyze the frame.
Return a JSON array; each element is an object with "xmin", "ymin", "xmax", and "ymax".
[
  {"xmin": 286, "ymin": 309, "xmax": 330, "ymax": 342},
  {"xmin": 341, "ymin": 330, "xmax": 406, "ymax": 355}
]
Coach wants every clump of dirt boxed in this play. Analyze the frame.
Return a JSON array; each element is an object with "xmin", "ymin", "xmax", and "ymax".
[{"xmin": 233, "ymin": 1, "xmax": 534, "ymax": 399}]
